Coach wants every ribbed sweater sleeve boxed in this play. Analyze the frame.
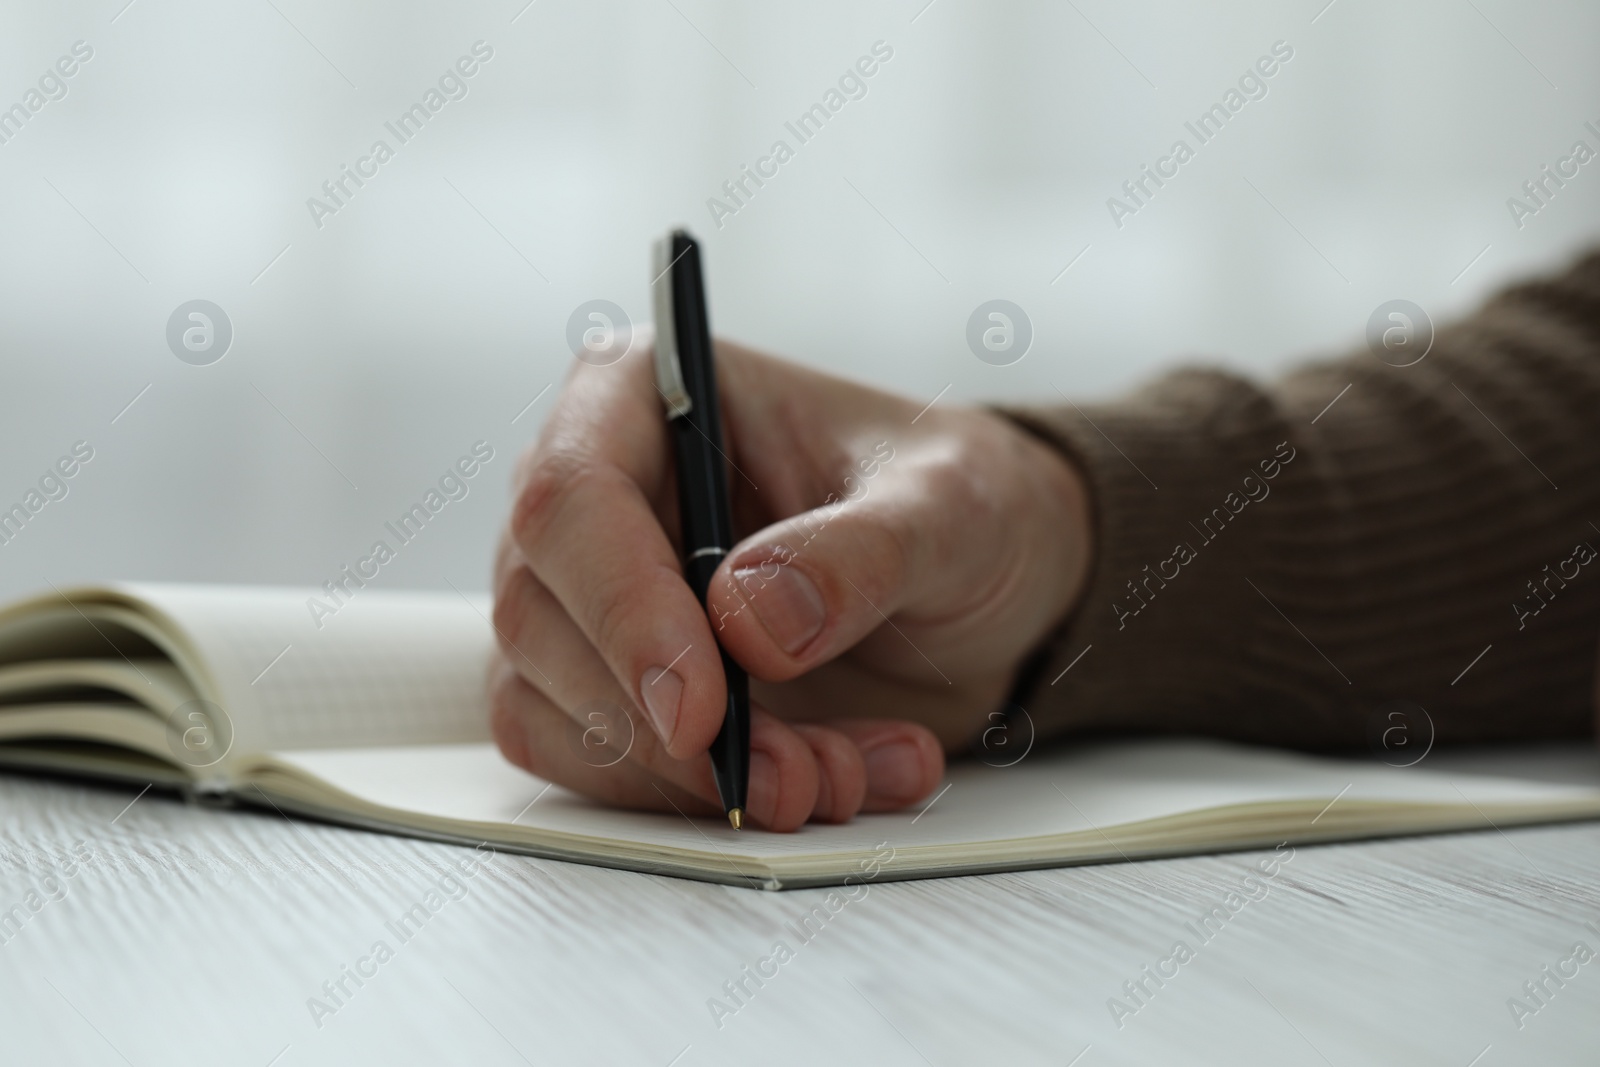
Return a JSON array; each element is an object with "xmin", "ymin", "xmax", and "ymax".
[{"xmin": 1004, "ymin": 249, "xmax": 1600, "ymax": 748}]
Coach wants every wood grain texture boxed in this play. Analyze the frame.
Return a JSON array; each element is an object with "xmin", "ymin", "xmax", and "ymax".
[{"xmin": 2, "ymin": 769, "xmax": 1598, "ymax": 1067}]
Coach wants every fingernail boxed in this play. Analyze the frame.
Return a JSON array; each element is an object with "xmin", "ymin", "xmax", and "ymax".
[
  {"xmin": 733, "ymin": 564, "xmax": 825, "ymax": 656},
  {"xmin": 639, "ymin": 667, "xmax": 682, "ymax": 743},
  {"xmin": 748, "ymin": 748, "xmax": 778, "ymax": 825},
  {"xmin": 863, "ymin": 741, "xmax": 922, "ymax": 802}
]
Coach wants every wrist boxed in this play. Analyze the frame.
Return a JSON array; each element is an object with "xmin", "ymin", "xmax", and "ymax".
[{"xmin": 1013, "ymin": 420, "xmax": 1095, "ymax": 643}]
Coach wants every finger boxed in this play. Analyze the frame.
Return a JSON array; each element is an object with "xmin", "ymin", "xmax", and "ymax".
[
  {"xmin": 491, "ymin": 565, "xmax": 746, "ymax": 808},
  {"xmin": 825, "ymin": 719, "xmax": 944, "ymax": 812},
  {"xmin": 790, "ymin": 723, "xmax": 866, "ymax": 824},
  {"xmin": 744, "ymin": 705, "xmax": 822, "ymax": 832},
  {"xmin": 488, "ymin": 658, "xmax": 718, "ymax": 815},
  {"xmin": 706, "ymin": 467, "xmax": 967, "ymax": 684},
  {"xmin": 510, "ymin": 359, "xmax": 728, "ymax": 758},
  {"xmin": 491, "ymin": 563, "xmax": 710, "ymax": 799},
  {"xmin": 486, "ymin": 641, "xmax": 821, "ymax": 831}
]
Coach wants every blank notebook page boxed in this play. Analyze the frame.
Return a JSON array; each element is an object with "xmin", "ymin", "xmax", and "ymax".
[
  {"xmin": 270, "ymin": 739, "xmax": 1600, "ymax": 859},
  {"xmin": 124, "ymin": 582, "xmax": 493, "ymax": 752}
]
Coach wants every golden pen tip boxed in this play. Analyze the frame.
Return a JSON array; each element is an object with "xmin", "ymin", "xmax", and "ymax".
[{"xmin": 728, "ymin": 808, "xmax": 743, "ymax": 830}]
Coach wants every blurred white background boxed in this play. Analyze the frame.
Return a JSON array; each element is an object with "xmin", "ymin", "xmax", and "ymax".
[{"xmin": 0, "ymin": 0, "xmax": 1596, "ymax": 601}]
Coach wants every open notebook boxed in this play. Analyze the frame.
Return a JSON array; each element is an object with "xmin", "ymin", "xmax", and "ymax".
[{"xmin": 2, "ymin": 583, "xmax": 1598, "ymax": 890}]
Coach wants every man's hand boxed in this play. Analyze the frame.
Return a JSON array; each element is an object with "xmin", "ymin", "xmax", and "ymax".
[{"xmin": 489, "ymin": 337, "xmax": 1092, "ymax": 830}]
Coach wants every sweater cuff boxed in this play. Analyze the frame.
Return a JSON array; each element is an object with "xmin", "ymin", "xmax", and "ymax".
[{"xmin": 998, "ymin": 368, "xmax": 1332, "ymax": 743}]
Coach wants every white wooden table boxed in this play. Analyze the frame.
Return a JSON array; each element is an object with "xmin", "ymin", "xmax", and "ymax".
[{"xmin": 3, "ymin": 756, "xmax": 1598, "ymax": 1067}]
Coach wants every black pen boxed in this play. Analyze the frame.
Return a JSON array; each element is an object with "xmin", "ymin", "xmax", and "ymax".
[{"xmin": 651, "ymin": 228, "xmax": 750, "ymax": 830}]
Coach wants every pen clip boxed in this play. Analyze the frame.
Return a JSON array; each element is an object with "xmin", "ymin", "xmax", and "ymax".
[{"xmin": 651, "ymin": 234, "xmax": 693, "ymax": 419}]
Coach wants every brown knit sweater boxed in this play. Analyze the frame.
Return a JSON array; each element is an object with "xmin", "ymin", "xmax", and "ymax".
[{"xmin": 1007, "ymin": 249, "xmax": 1600, "ymax": 749}]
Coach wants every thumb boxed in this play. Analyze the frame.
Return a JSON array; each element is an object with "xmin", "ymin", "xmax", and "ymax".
[{"xmin": 706, "ymin": 471, "xmax": 965, "ymax": 683}]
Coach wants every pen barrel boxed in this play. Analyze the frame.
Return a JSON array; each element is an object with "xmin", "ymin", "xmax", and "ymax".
[
  {"xmin": 663, "ymin": 230, "xmax": 747, "ymax": 816},
  {"xmin": 665, "ymin": 234, "xmax": 737, "ymax": 560},
  {"xmin": 680, "ymin": 549, "xmax": 723, "ymax": 609},
  {"xmin": 670, "ymin": 423, "xmax": 749, "ymax": 816},
  {"xmin": 669, "ymin": 417, "xmax": 736, "ymax": 569},
  {"xmin": 708, "ymin": 645, "xmax": 750, "ymax": 815}
]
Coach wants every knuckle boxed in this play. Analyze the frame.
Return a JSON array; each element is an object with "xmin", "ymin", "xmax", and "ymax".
[
  {"xmin": 861, "ymin": 506, "xmax": 915, "ymax": 602},
  {"xmin": 587, "ymin": 571, "xmax": 644, "ymax": 664},
  {"xmin": 923, "ymin": 453, "xmax": 989, "ymax": 516},
  {"xmin": 511, "ymin": 439, "xmax": 540, "ymax": 486},
  {"xmin": 920, "ymin": 453, "xmax": 1001, "ymax": 548},
  {"xmin": 487, "ymin": 673, "xmax": 529, "ymax": 767},
  {"xmin": 509, "ymin": 450, "xmax": 592, "ymax": 551},
  {"xmin": 490, "ymin": 566, "xmax": 535, "ymax": 654},
  {"xmin": 584, "ymin": 561, "xmax": 686, "ymax": 682},
  {"xmin": 513, "ymin": 726, "xmax": 557, "ymax": 781}
]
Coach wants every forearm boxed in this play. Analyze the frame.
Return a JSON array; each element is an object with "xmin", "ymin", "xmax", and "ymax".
[{"xmin": 1006, "ymin": 250, "xmax": 1600, "ymax": 747}]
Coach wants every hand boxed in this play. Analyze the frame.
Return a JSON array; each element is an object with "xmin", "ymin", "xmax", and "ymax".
[{"xmin": 489, "ymin": 336, "xmax": 1092, "ymax": 830}]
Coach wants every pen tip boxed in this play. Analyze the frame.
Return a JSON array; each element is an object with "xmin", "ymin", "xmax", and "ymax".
[{"xmin": 728, "ymin": 808, "xmax": 743, "ymax": 831}]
